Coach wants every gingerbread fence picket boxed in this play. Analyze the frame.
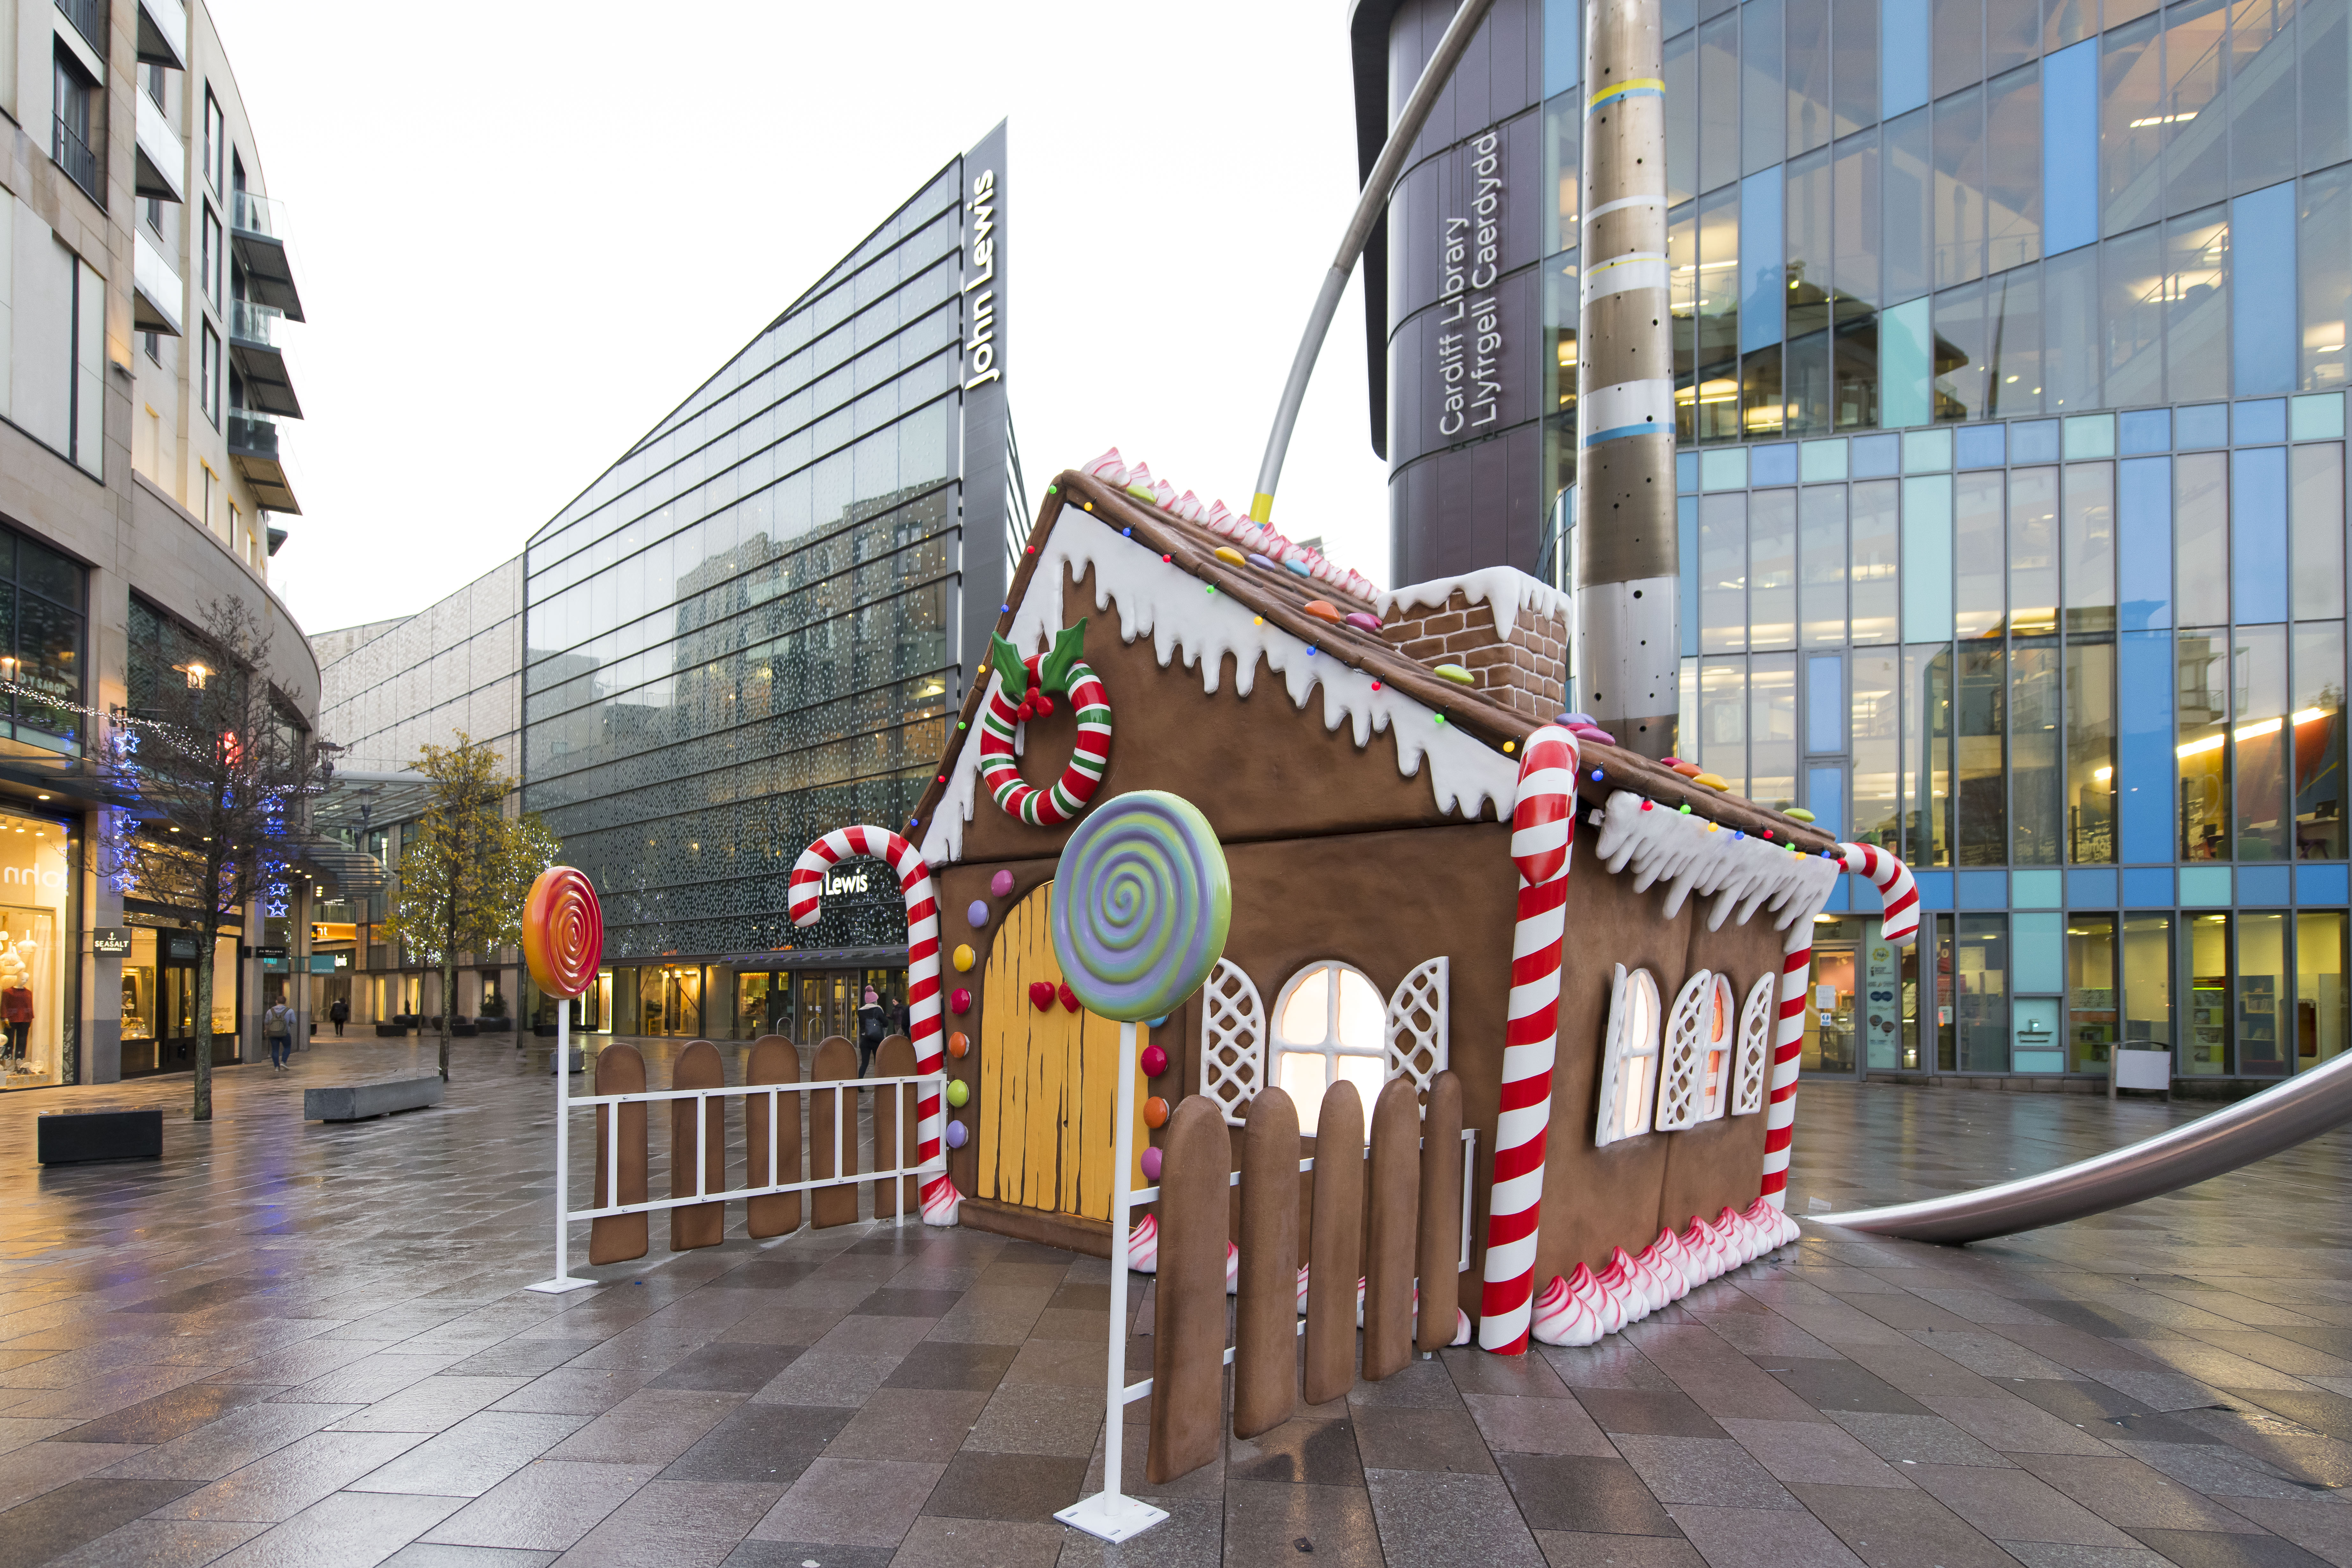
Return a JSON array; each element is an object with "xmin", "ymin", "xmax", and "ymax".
[{"xmin": 1119, "ymin": 1070, "xmax": 1471, "ymax": 1484}]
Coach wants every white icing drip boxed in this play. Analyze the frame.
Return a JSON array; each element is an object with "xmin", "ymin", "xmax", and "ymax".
[
  {"xmin": 1591, "ymin": 790, "xmax": 1841, "ymax": 932},
  {"xmin": 918, "ymin": 509, "xmax": 1520, "ymax": 865},
  {"xmin": 1376, "ymin": 566, "xmax": 1574, "ymax": 644}
]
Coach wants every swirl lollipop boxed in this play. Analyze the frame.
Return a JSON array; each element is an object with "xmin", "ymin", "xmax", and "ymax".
[
  {"xmin": 522, "ymin": 866, "xmax": 604, "ymax": 999},
  {"xmin": 1049, "ymin": 791, "xmax": 1229, "ymax": 1021}
]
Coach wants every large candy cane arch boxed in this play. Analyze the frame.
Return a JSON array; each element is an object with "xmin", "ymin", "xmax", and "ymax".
[
  {"xmin": 788, "ymin": 826, "xmax": 962, "ymax": 1224},
  {"xmin": 1477, "ymin": 725, "xmax": 1581, "ymax": 1354},
  {"xmin": 1759, "ymin": 842, "xmax": 1919, "ymax": 1210}
]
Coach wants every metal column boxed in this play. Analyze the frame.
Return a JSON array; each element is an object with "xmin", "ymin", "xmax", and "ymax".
[{"xmin": 1574, "ymin": 0, "xmax": 1680, "ymax": 761}]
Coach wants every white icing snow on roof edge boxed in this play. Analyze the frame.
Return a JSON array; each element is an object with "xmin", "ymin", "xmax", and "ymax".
[
  {"xmin": 919, "ymin": 510, "xmax": 1520, "ymax": 867},
  {"xmin": 1590, "ymin": 789, "xmax": 1841, "ymax": 934},
  {"xmin": 1376, "ymin": 566, "xmax": 1574, "ymax": 645}
]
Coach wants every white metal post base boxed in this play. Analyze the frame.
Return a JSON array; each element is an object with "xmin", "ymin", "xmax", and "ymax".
[
  {"xmin": 527, "ymin": 1006, "xmax": 593, "ymax": 1295},
  {"xmin": 1055, "ymin": 1491, "xmax": 1168, "ymax": 1543}
]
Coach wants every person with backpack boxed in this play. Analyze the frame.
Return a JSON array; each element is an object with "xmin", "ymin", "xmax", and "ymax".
[
  {"xmin": 264, "ymin": 996, "xmax": 296, "ymax": 1071},
  {"xmin": 856, "ymin": 986, "xmax": 885, "ymax": 1077}
]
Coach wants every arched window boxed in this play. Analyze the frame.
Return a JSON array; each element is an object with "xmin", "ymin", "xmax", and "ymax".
[
  {"xmin": 1699, "ymin": 972, "xmax": 1737, "ymax": 1122},
  {"xmin": 1595, "ymin": 965, "xmax": 1662, "ymax": 1147},
  {"xmin": 1272, "ymin": 961, "xmax": 1386, "ymax": 1135},
  {"xmin": 1731, "ymin": 972, "xmax": 1775, "ymax": 1115}
]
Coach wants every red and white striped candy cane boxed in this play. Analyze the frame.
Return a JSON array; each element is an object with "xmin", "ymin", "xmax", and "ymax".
[
  {"xmin": 976, "ymin": 658, "xmax": 1111, "ymax": 827},
  {"xmin": 1759, "ymin": 842, "xmax": 1919, "ymax": 1210},
  {"xmin": 1478, "ymin": 724, "xmax": 1581, "ymax": 1354},
  {"xmin": 789, "ymin": 826, "xmax": 960, "ymax": 1224}
]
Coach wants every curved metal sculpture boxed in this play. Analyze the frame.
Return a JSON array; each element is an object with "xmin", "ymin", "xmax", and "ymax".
[{"xmin": 1812, "ymin": 1049, "xmax": 2352, "ymax": 1243}]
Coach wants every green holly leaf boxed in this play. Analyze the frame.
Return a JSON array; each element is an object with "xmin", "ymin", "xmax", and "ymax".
[
  {"xmin": 989, "ymin": 633, "xmax": 1028, "ymax": 701},
  {"xmin": 1038, "ymin": 620, "xmax": 1089, "ymax": 695}
]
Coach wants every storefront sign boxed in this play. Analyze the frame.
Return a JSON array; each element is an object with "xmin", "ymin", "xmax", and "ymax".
[
  {"xmin": 310, "ymin": 953, "xmax": 346, "ymax": 973},
  {"xmin": 962, "ymin": 166, "xmax": 1002, "ymax": 389},
  {"xmin": 248, "ymin": 944, "xmax": 287, "ymax": 960},
  {"xmin": 92, "ymin": 927, "xmax": 132, "ymax": 955},
  {"xmin": 1435, "ymin": 129, "xmax": 1503, "ymax": 440},
  {"xmin": 823, "ymin": 868, "xmax": 872, "ymax": 897}
]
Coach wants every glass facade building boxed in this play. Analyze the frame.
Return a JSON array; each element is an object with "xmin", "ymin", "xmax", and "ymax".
[
  {"xmin": 515, "ymin": 125, "xmax": 1015, "ymax": 1043},
  {"xmin": 1356, "ymin": 0, "xmax": 2351, "ymax": 1086}
]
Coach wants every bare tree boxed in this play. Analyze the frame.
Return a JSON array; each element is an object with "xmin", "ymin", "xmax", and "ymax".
[
  {"xmin": 103, "ymin": 597, "xmax": 333, "ymax": 1122},
  {"xmin": 377, "ymin": 733, "xmax": 558, "ymax": 1081}
]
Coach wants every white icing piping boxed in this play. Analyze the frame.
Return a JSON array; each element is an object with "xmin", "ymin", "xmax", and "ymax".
[
  {"xmin": 1375, "ymin": 565, "xmax": 1574, "ymax": 645},
  {"xmin": 1590, "ymin": 790, "xmax": 1841, "ymax": 932},
  {"xmin": 918, "ymin": 510, "xmax": 1520, "ymax": 865}
]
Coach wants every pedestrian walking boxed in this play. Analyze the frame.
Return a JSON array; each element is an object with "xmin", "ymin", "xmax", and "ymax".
[
  {"xmin": 264, "ymin": 997, "xmax": 295, "ymax": 1071},
  {"xmin": 856, "ymin": 986, "xmax": 884, "ymax": 1077},
  {"xmin": 328, "ymin": 997, "xmax": 348, "ymax": 1037}
]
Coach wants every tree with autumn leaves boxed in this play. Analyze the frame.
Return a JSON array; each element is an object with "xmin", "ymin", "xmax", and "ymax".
[
  {"xmin": 377, "ymin": 734, "xmax": 558, "ymax": 1081},
  {"xmin": 103, "ymin": 597, "xmax": 334, "ymax": 1123}
]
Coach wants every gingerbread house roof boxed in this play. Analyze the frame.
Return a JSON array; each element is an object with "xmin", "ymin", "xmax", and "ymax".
[{"xmin": 909, "ymin": 468, "xmax": 1842, "ymax": 879}]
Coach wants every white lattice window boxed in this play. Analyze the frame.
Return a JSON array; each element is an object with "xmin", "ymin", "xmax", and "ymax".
[
  {"xmin": 1273, "ymin": 962, "xmax": 1386, "ymax": 1135},
  {"xmin": 1653, "ymin": 971, "xmax": 1714, "ymax": 1132},
  {"xmin": 1731, "ymin": 972, "xmax": 1775, "ymax": 1116},
  {"xmin": 1385, "ymin": 957, "xmax": 1448, "ymax": 1097},
  {"xmin": 1199, "ymin": 958, "xmax": 1266, "ymax": 1126},
  {"xmin": 1698, "ymin": 972, "xmax": 1736, "ymax": 1122},
  {"xmin": 1594, "ymin": 965, "xmax": 1662, "ymax": 1147}
]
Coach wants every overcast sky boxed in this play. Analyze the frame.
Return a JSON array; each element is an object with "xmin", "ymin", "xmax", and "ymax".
[{"xmin": 210, "ymin": 1, "xmax": 1393, "ymax": 641}]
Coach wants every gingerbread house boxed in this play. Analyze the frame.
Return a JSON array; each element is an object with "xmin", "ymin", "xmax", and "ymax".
[{"xmin": 898, "ymin": 453, "xmax": 1899, "ymax": 1349}]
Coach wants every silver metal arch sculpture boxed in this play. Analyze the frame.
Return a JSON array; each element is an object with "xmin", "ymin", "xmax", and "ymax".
[{"xmin": 1811, "ymin": 1049, "xmax": 2352, "ymax": 1244}]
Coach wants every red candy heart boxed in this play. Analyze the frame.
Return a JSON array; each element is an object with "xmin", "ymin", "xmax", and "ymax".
[
  {"xmin": 1059, "ymin": 983, "xmax": 1081, "ymax": 1013},
  {"xmin": 1028, "ymin": 981, "xmax": 1055, "ymax": 1011}
]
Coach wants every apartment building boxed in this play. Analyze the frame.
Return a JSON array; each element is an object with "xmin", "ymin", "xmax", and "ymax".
[{"xmin": 0, "ymin": 0, "xmax": 323, "ymax": 1089}]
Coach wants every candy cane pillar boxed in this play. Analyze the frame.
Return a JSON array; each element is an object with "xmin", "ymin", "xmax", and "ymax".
[
  {"xmin": 789, "ymin": 826, "xmax": 962, "ymax": 1224},
  {"xmin": 1478, "ymin": 725, "xmax": 1582, "ymax": 1353},
  {"xmin": 1759, "ymin": 843, "xmax": 1920, "ymax": 1210}
]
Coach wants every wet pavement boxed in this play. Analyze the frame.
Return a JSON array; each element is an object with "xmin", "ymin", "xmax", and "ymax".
[{"xmin": 5, "ymin": 1038, "xmax": 2352, "ymax": 1566}]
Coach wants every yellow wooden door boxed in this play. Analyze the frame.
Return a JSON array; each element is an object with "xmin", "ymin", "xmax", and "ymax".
[{"xmin": 977, "ymin": 880, "xmax": 1150, "ymax": 1220}]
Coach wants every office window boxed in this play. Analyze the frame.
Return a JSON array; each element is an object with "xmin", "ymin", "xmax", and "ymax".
[
  {"xmin": 2299, "ymin": 911, "xmax": 2348, "ymax": 1064},
  {"xmin": 1984, "ymin": 65, "xmax": 2041, "ymax": 275},
  {"xmin": 2295, "ymin": 622, "xmax": 2348, "ymax": 861},
  {"xmin": 1745, "ymin": 0, "xmax": 1787, "ymax": 175},
  {"xmin": 2301, "ymin": 168, "xmax": 2352, "ymax": 391},
  {"xmin": 2310, "ymin": 0, "xmax": 2352, "ymax": 175},
  {"xmin": 1701, "ymin": 492, "xmax": 1748, "ymax": 651},
  {"xmin": 2067, "ymin": 639, "xmax": 2117, "ymax": 861},
  {"xmin": 2063, "ymin": 462, "xmax": 2117, "ymax": 634},
  {"xmin": 1752, "ymin": 651, "xmax": 1799, "ymax": 806},
  {"xmin": 1700, "ymin": 659, "xmax": 1749, "ymax": 793},
  {"xmin": 204, "ymin": 87, "xmax": 224, "ymax": 194},
  {"xmin": 1799, "ymin": 483, "xmax": 1847, "ymax": 644},
  {"xmin": 2234, "ymin": 183, "xmax": 2297, "ymax": 398},
  {"xmin": 2068, "ymin": 915, "xmax": 2118, "ymax": 1072},
  {"xmin": 1933, "ymin": 87, "xmax": 1986, "ymax": 290},
  {"xmin": 2175, "ymin": 452, "xmax": 2230, "ymax": 627},
  {"xmin": 2012, "ymin": 641, "xmax": 2063, "ymax": 863},
  {"xmin": 1833, "ymin": 130, "xmax": 1882, "ymax": 425},
  {"xmin": 2008, "ymin": 466, "xmax": 2060, "ymax": 635},
  {"xmin": 1954, "ymin": 470, "xmax": 2004, "ymax": 637},
  {"xmin": 1701, "ymin": 10, "xmax": 1740, "ymax": 195},
  {"xmin": 2164, "ymin": 0, "xmax": 2229, "ymax": 216},
  {"xmin": 1956, "ymin": 913, "xmax": 2010, "ymax": 1070},
  {"xmin": 2235, "ymin": 623, "xmax": 2290, "ymax": 861},
  {"xmin": 200, "ymin": 324, "xmax": 222, "ymax": 427},
  {"xmin": 202, "ymin": 205, "xmax": 222, "ymax": 308},
  {"xmin": 1787, "ymin": 0, "xmax": 1832, "ymax": 156},
  {"xmin": 1832, "ymin": 0, "xmax": 1878, "ymax": 135},
  {"xmin": 1750, "ymin": 490, "xmax": 1797, "ymax": 647},
  {"xmin": 2101, "ymin": 19, "xmax": 2162, "ymax": 238},
  {"xmin": 1850, "ymin": 479, "xmax": 1900, "ymax": 642},
  {"xmin": 2179, "ymin": 628, "xmax": 2230, "ymax": 858},
  {"xmin": 1854, "ymin": 651, "xmax": 1901, "ymax": 846},
  {"xmin": 1933, "ymin": 0, "xmax": 1984, "ymax": 98}
]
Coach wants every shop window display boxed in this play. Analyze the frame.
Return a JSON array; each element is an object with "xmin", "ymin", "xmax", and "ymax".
[{"xmin": 0, "ymin": 809, "xmax": 69, "ymax": 1086}]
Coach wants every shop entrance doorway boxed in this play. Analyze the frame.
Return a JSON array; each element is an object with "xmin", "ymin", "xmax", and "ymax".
[
  {"xmin": 1802, "ymin": 918, "xmax": 1863, "ymax": 1078},
  {"xmin": 123, "ymin": 929, "xmax": 240, "ymax": 1075}
]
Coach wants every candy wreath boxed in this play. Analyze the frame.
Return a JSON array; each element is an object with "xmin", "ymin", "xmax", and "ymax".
[{"xmin": 977, "ymin": 621, "xmax": 1111, "ymax": 827}]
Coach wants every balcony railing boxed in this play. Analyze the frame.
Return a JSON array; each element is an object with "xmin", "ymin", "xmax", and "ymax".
[
  {"xmin": 231, "ymin": 189, "xmax": 286, "ymax": 242},
  {"xmin": 229, "ymin": 298, "xmax": 283, "ymax": 349},
  {"xmin": 132, "ymin": 229, "xmax": 182, "ymax": 337},
  {"xmin": 225, "ymin": 409, "xmax": 279, "ymax": 460},
  {"xmin": 55, "ymin": 0, "xmax": 106, "ymax": 55},
  {"xmin": 135, "ymin": 0, "xmax": 186, "ymax": 68},
  {"xmin": 52, "ymin": 114, "xmax": 98, "ymax": 202},
  {"xmin": 134, "ymin": 90, "xmax": 185, "ymax": 204}
]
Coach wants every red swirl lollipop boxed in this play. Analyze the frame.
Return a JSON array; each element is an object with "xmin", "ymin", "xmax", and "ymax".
[{"xmin": 522, "ymin": 866, "xmax": 603, "ymax": 999}]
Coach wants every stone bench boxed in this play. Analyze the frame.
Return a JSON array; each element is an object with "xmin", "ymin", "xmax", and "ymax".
[
  {"xmin": 304, "ymin": 1076, "xmax": 444, "ymax": 1122},
  {"xmin": 37, "ymin": 1109, "xmax": 163, "ymax": 1164}
]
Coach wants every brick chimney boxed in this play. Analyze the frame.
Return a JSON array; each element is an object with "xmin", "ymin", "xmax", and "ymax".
[{"xmin": 1378, "ymin": 568, "xmax": 1570, "ymax": 722}]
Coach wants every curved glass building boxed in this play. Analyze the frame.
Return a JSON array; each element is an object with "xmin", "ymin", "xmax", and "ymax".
[{"xmin": 1355, "ymin": 0, "xmax": 2351, "ymax": 1090}]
